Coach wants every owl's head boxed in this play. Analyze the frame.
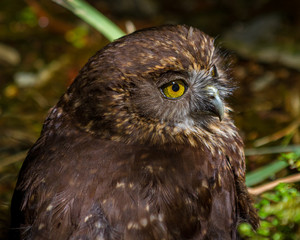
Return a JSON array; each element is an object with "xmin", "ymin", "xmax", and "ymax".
[{"xmin": 60, "ymin": 25, "xmax": 235, "ymax": 146}]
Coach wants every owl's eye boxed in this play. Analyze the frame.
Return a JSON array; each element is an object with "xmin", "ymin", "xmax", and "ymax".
[
  {"xmin": 161, "ymin": 80, "xmax": 187, "ymax": 99},
  {"xmin": 210, "ymin": 65, "xmax": 218, "ymax": 78}
]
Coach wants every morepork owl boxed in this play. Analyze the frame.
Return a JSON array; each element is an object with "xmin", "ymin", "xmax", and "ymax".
[{"xmin": 10, "ymin": 25, "xmax": 259, "ymax": 240}]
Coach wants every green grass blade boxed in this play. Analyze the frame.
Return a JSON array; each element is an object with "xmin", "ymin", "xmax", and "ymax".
[
  {"xmin": 53, "ymin": 0, "xmax": 126, "ymax": 41},
  {"xmin": 246, "ymin": 160, "xmax": 289, "ymax": 187}
]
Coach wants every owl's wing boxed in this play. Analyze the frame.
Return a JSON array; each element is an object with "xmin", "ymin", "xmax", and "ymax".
[
  {"xmin": 10, "ymin": 126, "xmax": 125, "ymax": 239},
  {"xmin": 225, "ymin": 148, "xmax": 259, "ymax": 230}
]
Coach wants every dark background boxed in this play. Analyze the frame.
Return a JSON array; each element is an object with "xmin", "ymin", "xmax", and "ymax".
[{"xmin": 1, "ymin": 0, "xmax": 300, "ymax": 238}]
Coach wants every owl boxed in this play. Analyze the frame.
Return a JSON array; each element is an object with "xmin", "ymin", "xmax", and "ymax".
[{"xmin": 10, "ymin": 25, "xmax": 259, "ymax": 240}]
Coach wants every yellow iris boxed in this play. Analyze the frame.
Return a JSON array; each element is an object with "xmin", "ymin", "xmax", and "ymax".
[{"xmin": 161, "ymin": 80, "xmax": 186, "ymax": 99}]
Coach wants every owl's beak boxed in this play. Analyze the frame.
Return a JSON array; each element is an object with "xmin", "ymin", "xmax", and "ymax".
[{"xmin": 206, "ymin": 86, "xmax": 224, "ymax": 121}]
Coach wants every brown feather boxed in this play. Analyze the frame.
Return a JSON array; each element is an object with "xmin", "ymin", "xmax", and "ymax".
[{"xmin": 10, "ymin": 24, "xmax": 258, "ymax": 240}]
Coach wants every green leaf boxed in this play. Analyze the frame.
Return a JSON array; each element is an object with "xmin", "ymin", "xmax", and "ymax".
[
  {"xmin": 246, "ymin": 160, "xmax": 289, "ymax": 187},
  {"xmin": 53, "ymin": 0, "xmax": 125, "ymax": 41}
]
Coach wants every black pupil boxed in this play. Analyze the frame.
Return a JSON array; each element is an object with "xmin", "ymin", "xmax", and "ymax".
[{"xmin": 172, "ymin": 83, "xmax": 180, "ymax": 92}]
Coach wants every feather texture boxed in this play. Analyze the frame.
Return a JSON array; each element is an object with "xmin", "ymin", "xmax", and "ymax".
[{"xmin": 10, "ymin": 25, "xmax": 259, "ymax": 240}]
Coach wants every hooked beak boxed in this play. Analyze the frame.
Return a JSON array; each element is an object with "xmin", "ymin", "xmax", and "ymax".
[{"xmin": 206, "ymin": 86, "xmax": 224, "ymax": 121}]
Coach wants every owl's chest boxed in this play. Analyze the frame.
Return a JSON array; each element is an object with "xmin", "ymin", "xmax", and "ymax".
[{"xmin": 98, "ymin": 146, "xmax": 234, "ymax": 238}]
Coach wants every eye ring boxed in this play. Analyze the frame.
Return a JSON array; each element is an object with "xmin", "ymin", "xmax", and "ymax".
[{"xmin": 160, "ymin": 80, "xmax": 187, "ymax": 99}]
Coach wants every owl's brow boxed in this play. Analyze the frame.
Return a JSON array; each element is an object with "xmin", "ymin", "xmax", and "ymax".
[
  {"xmin": 155, "ymin": 70, "xmax": 188, "ymax": 86},
  {"xmin": 187, "ymin": 26, "xmax": 194, "ymax": 40}
]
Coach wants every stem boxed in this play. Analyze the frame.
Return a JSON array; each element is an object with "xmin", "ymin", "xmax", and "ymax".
[
  {"xmin": 53, "ymin": 0, "xmax": 125, "ymax": 41},
  {"xmin": 248, "ymin": 173, "xmax": 300, "ymax": 195}
]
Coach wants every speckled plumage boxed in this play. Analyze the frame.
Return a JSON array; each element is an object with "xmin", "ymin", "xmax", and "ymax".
[{"xmin": 10, "ymin": 25, "xmax": 259, "ymax": 240}]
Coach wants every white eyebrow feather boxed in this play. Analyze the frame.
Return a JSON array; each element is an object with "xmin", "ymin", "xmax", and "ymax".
[{"xmin": 187, "ymin": 26, "xmax": 194, "ymax": 40}]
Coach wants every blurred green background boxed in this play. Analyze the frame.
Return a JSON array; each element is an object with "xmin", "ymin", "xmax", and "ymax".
[{"xmin": 1, "ymin": 0, "xmax": 300, "ymax": 239}]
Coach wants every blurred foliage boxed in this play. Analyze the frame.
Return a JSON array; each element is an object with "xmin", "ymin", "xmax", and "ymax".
[
  {"xmin": 65, "ymin": 25, "xmax": 89, "ymax": 48},
  {"xmin": 1, "ymin": 0, "xmax": 300, "ymax": 239},
  {"xmin": 246, "ymin": 160, "xmax": 289, "ymax": 187},
  {"xmin": 19, "ymin": 7, "xmax": 38, "ymax": 27},
  {"xmin": 241, "ymin": 151, "xmax": 300, "ymax": 239},
  {"xmin": 55, "ymin": 0, "xmax": 125, "ymax": 41},
  {"xmin": 239, "ymin": 182, "xmax": 300, "ymax": 240},
  {"xmin": 279, "ymin": 151, "xmax": 300, "ymax": 171}
]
